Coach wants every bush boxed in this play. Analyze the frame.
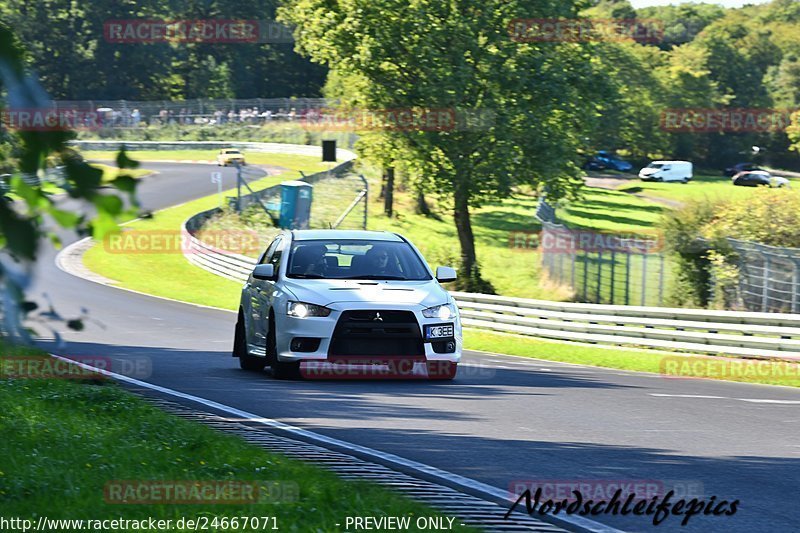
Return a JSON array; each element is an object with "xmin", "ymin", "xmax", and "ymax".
[
  {"xmin": 661, "ymin": 199, "xmax": 720, "ymax": 307},
  {"xmin": 702, "ymin": 188, "xmax": 800, "ymax": 247},
  {"xmin": 662, "ymin": 189, "xmax": 800, "ymax": 309}
]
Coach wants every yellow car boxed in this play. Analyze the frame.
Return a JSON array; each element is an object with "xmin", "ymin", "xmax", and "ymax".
[{"xmin": 217, "ymin": 148, "xmax": 246, "ymax": 166}]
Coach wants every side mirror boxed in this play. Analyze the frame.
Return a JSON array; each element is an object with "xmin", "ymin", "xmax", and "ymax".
[
  {"xmin": 253, "ymin": 264, "xmax": 275, "ymax": 281},
  {"xmin": 436, "ymin": 266, "xmax": 457, "ymax": 283}
]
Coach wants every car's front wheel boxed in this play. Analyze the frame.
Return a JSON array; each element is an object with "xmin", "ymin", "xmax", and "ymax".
[
  {"xmin": 266, "ymin": 313, "xmax": 301, "ymax": 380},
  {"xmin": 234, "ymin": 315, "xmax": 266, "ymax": 371}
]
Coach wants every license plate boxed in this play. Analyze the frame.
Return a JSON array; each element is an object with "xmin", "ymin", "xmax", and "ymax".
[{"xmin": 426, "ymin": 324, "xmax": 454, "ymax": 339}]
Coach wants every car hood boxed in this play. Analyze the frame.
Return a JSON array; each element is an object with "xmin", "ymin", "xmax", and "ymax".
[
  {"xmin": 639, "ymin": 167, "xmax": 659, "ymax": 175},
  {"xmin": 282, "ymin": 278, "xmax": 449, "ymax": 308}
]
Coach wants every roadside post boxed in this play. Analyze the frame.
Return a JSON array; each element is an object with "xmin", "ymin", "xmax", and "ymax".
[
  {"xmin": 235, "ymin": 162, "xmax": 242, "ymax": 213},
  {"xmin": 211, "ymin": 171, "xmax": 222, "ymax": 207},
  {"xmin": 322, "ymin": 139, "xmax": 336, "ymax": 177}
]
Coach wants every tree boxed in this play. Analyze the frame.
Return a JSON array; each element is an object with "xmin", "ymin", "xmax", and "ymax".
[
  {"xmin": 582, "ymin": 0, "xmax": 636, "ymax": 21},
  {"xmin": 279, "ymin": 0, "xmax": 603, "ymax": 291},
  {"xmin": 635, "ymin": 3, "xmax": 726, "ymax": 49},
  {"xmin": 0, "ymin": 0, "xmax": 327, "ymax": 100},
  {"xmin": 583, "ymin": 41, "xmax": 671, "ymax": 160}
]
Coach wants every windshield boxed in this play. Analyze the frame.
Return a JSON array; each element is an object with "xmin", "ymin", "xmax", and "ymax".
[
  {"xmin": 647, "ymin": 163, "xmax": 664, "ymax": 169},
  {"xmin": 286, "ymin": 240, "xmax": 432, "ymax": 281}
]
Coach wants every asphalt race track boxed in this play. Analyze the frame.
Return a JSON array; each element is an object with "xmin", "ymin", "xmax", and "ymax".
[{"xmin": 29, "ymin": 161, "xmax": 800, "ymax": 533}]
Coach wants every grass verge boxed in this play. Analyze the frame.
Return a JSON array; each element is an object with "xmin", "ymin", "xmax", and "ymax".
[
  {"xmin": 0, "ymin": 345, "xmax": 474, "ymax": 529},
  {"xmin": 556, "ymin": 186, "xmax": 665, "ymax": 234},
  {"xmin": 617, "ymin": 173, "xmax": 799, "ymax": 204}
]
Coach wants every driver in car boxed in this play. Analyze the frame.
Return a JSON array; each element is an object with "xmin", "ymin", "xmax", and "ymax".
[
  {"xmin": 292, "ymin": 244, "xmax": 328, "ymax": 276},
  {"xmin": 365, "ymin": 246, "xmax": 398, "ymax": 276}
]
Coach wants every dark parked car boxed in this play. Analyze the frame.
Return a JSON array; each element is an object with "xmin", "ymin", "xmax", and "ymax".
[
  {"xmin": 732, "ymin": 170, "xmax": 789, "ymax": 188},
  {"xmin": 583, "ymin": 151, "xmax": 633, "ymax": 172},
  {"xmin": 724, "ymin": 162, "xmax": 762, "ymax": 177}
]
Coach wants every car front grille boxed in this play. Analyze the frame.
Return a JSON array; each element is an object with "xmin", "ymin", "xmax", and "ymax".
[{"xmin": 329, "ymin": 310, "xmax": 424, "ymax": 357}]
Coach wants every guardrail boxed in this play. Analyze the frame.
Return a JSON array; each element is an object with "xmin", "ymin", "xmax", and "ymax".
[{"xmin": 452, "ymin": 293, "xmax": 800, "ymax": 361}]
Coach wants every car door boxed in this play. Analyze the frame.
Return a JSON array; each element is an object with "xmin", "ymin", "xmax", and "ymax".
[
  {"xmin": 252, "ymin": 236, "xmax": 287, "ymax": 342},
  {"xmin": 742, "ymin": 173, "xmax": 762, "ymax": 186},
  {"xmin": 247, "ymin": 237, "xmax": 280, "ymax": 344},
  {"xmin": 258, "ymin": 237, "xmax": 288, "ymax": 340}
]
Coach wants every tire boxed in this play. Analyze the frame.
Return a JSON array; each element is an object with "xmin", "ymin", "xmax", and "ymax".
[
  {"xmin": 267, "ymin": 313, "xmax": 301, "ymax": 380},
  {"xmin": 427, "ymin": 361, "xmax": 457, "ymax": 381},
  {"xmin": 682, "ymin": 178, "xmax": 689, "ymax": 184},
  {"xmin": 235, "ymin": 315, "xmax": 266, "ymax": 371}
]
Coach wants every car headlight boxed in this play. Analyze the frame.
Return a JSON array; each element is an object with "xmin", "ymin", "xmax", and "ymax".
[
  {"xmin": 422, "ymin": 303, "xmax": 457, "ymax": 320},
  {"xmin": 287, "ymin": 301, "xmax": 331, "ymax": 318}
]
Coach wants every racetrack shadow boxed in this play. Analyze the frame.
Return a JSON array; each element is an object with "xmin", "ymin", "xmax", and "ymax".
[{"xmin": 36, "ymin": 339, "xmax": 635, "ymax": 425}]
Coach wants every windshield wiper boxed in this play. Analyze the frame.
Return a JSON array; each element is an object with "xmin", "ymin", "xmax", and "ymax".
[{"xmin": 289, "ymin": 274, "xmax": 327, "ymax": 279}]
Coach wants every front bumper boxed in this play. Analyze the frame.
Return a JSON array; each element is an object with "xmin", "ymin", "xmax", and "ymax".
[{"xmin": 274, "ymin": 304, "xmax": 462, "ymax": 364}]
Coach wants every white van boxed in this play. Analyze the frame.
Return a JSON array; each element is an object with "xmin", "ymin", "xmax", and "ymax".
[{"xmin": 638, "ymin": 161, "xmax": 693, "ymax": 183}]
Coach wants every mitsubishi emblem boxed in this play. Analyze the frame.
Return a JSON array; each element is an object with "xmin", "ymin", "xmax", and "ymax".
[{"xmin": 373, "ymin": 312, "xmax": 383, "ymax": 322}]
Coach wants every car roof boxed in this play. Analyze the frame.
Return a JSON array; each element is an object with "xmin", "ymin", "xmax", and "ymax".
[
  {"xmin": 651, "ymin": 160, "xmax": 691, "ymax": 164},
  {"xmin": 290, "ymin": 230, "xmax": 403, "ymax": 242}
]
